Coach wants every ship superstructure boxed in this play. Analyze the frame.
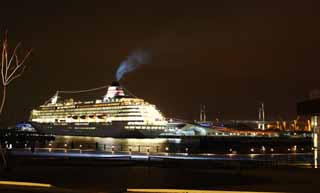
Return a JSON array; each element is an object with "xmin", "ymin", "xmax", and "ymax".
[{"xmin": 29, "ymin": 82, "xmax": 168, "ymax": 137}]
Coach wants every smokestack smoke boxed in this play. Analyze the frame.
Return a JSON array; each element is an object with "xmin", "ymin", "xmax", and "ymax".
[{"xmin": 116, "ymin": 49, "xmax": 151, "ymax": 81}]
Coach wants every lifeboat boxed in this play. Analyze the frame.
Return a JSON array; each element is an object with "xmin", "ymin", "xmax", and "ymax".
[{"xmin": 97, "ymin": 114, "xmax": 106, "ymax": 119}]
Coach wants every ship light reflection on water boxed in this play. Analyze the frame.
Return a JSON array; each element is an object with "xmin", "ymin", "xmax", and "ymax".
[{"xmin": 48, "ymin": 136, "xmax": 178, "ymax": 153}]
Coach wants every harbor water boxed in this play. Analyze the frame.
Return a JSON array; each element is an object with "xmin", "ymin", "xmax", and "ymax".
[{"xmin": 38, "ymin": 135, "xmax": 312, "ymax": 154}]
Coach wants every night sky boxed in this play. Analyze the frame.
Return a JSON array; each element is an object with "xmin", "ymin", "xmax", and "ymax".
[{"xmin": 0, "ymin": 1, "xmax": 319, "ymax": 124}]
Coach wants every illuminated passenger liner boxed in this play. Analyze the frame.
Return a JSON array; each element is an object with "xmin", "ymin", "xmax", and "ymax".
[{"xmin": 29, "ymin": 82, "xmax": 168, "ymax": 138}]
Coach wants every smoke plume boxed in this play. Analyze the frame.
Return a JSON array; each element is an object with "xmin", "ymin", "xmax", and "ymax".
[{"xmin": 116, "ymin": 49, "xmax": 151, "ymax": 81}]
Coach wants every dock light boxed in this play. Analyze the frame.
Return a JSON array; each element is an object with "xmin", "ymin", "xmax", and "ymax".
[
  {"xmin": 64, "ymin": 143, "xmax": 67, "ymax": 147},
  {"xmin": 250, "ymin": 148, "xmax": 254, "ymax": 152},
  {"xmin": 293, "ymin": 145, "xmax": 297, "ymax": 152},
  {"xmin": 270, "ymin": 148, "xmax": 274, "ymax": 152},
  {"xmin": 0, "ymin": 181, "xmax": 52, "ymax": 188},
  {"xmin": 165, "ymin": 147, "xmax": 169, "ymax": 151},
  {"xmin": 129, "ymin": 146, "xmax": 132, "ymax": 153},
  {"xmin": 48, "ymin": 143, "xmax": 52, "ymax": 147},
  {"xmin": 229, "ymin": 148, "xmax": 233, "ymax": 152},
  {"xmin": 301, "ymin": 148, "xmax": 304, "ymax": 151},
  {"xmin": 24, "ymin": 144, "xmax": 27, "ymax": 148},
  {"xmin": 79, "ymin": 144, "xmax": 82, "ymax": 148},
  {"xmin": 311, "ymin": 116, "xmax": 318, "ymax": 158},
  {"xmin": 261, "ymin": 146, "xmax": 266, "ymax": 152},
  {"xmin": 111, "ymin": 145, "xmax": 115, "ymax": 153},
  {"xmin": 288, "ymin": 148, "xmax": 291, "ymax": 152},
  {"xmin": 185, "ymin": 147, "xmax": 189, "ymax": 153}
]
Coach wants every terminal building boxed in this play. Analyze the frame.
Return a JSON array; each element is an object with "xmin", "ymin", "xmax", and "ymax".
[{"xmin": 297, "ymin": 95, "xmax": 320, "ymax": 130}]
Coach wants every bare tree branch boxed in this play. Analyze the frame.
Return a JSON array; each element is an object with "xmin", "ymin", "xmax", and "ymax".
[
  {"xmin": 0, "ymin": 32, "xmax": 32, "ymax": 113},
  {"xmin": 5, "ymin": 49, "xmax": 32, "ymax": 84},
  {"xmin": 6, "ymin": 42, "xmax": 21, "ymax": 79},
  {"xmin": 0, "ymin": 31, "xmax": 31, "ymax": 170},
  {"xmin": 7, "ymin": 65, "xmax": 25, "ymax": 85},
  {"xmin": 1, "ymin": 42, "xmax": 6, "ymax": 85}
]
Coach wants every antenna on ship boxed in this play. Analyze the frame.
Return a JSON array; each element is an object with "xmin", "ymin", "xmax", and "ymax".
[
  {"xmin": 51, "ymin": 91, "xmax": 59, "ymax": 104},
  {"xmin": 43, "ymin": 91, "xmax": 59, "ymax": 105}
]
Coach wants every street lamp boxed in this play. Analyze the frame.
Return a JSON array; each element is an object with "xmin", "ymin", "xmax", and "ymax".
[{"xmin": 311, "ymin": 116, "xmax": 318, "ymax": 168}]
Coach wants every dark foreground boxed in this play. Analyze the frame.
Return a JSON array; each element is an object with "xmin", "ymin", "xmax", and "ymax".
[{"xmin": 1, "ymin": 151, "xmax": 320, "ymax": 193}]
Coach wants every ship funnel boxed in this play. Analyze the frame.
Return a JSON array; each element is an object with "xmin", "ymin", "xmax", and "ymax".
[
  {"xmin": 111, "ymin": 81, "xmax": 120, "ymax": 87},
  {"xmin": 103, "ymin": 81, "xmax": 126, "ymax": 101}
]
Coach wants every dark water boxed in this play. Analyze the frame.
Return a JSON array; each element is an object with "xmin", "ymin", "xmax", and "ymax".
[
  {"xmin": 7, "ymin": 135, "xmax": 319, "ymax": 174},
  {"xmin": 41, "ymin": 135, "xmax": 312, "ymax": 155},
  {"xmin": 49, "ymin": 136, "xmax": 314, "ymax": 167}
]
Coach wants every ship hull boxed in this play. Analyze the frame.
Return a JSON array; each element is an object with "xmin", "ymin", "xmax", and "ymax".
[{"xmin": 30, "ymin": 122, "xmax": 165, "ymax": 138}]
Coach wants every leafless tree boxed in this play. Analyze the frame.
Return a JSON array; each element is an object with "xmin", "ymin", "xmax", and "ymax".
[
  {"xmin": 0, "ymin": 32, "xmax": 32, "ymax": 168},
  {"xmin": 1, "ymin": 32, "xmax": 32, "ymax": 114}
]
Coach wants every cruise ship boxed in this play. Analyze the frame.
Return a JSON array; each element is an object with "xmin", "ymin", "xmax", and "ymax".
[{"xmin": 29, "ymin": 82, "xmax": 170, "ymax": 138}]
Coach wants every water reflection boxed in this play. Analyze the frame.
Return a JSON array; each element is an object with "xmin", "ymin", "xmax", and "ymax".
[
  {"xmin": 51, "ymin": 136, "xmax": 172, "ymax": 153},
  {"xmin": 314, "ymin": 148, "xmax": 318, "ymax": 168},
  {"xmin": 40, "ymin": 135, "xmax": 312, "ymax": 156}
]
